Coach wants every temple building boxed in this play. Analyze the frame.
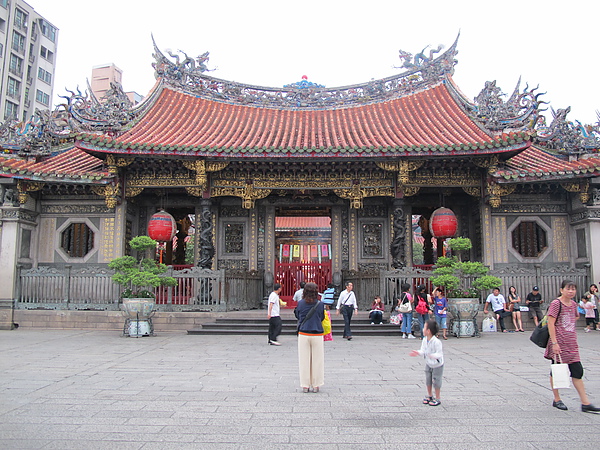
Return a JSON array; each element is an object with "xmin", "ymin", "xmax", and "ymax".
[{"xmin": 0, "ymin": 36, "xmax": 599, "ymax": 329}]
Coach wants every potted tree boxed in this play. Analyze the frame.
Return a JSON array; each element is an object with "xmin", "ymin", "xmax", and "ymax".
[
  {"xmin": 431, "ymin": 237, "xmax": 502, "ymax": 337},
  {"xmin": 109, "ymin": 235, "xmax": 177, "ymax": 337}
]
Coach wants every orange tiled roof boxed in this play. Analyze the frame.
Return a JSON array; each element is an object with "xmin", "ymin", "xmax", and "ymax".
[
  {"xmin": 275, "ymin": 217, "xmax": 331, "ymax": 229},
  {"xmin": 495, "ymin": 146, "xmax": 600, "ymax": 182},
  {"xmin": 76, "ymin": 82, "xmax": 532, "ymax": 157},
  {"xmin": 0, "ymin": 147, "xmax": 112, "ymax": 183}
]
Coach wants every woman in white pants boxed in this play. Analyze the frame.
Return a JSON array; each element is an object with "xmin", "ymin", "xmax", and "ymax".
[{"xmin": 294, "ymin": 282, "xmax": 325, "ymax": 393}]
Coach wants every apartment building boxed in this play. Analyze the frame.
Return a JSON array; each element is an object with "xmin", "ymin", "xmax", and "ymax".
[
  {"xmin": 91, "ymin": 63, "xmax": 143, "ymax": 105},
  {"xmin": 0, "ymin": 0, "xmax": 57, "ymax": 121}
]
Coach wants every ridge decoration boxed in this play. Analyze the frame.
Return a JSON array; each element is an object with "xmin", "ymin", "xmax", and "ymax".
[{"xmin": 151, "ymin": 37, "xmax": 458, "ymax": 110}]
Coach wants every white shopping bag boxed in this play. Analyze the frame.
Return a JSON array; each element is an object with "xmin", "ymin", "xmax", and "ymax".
[
  {"xmin": 482, "ymin": 316, "xmax": 497, "ymax": 332},
  {"xmin": 551, "ymin": 356, "xmax": 571, "ymax": 389}
]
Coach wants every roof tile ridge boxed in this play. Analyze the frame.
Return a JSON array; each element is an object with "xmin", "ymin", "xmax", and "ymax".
[
  {"xmin": 214, "ymin": 103, "xmax": 243, "ymax": 149},
  {"xmin": 423, "ymin": 86, "xmax": 474, "ymax": 147},
  {"xmin": 433, "ymin": 84, "xmax": 492, "ymax": 145},
  {"xmin": 378, "ymin": 101, "xmax": 411, "ymax": 148},
  {"xmin": 365, "ymin": 103, "xmax": 395, "ymax": 148}
]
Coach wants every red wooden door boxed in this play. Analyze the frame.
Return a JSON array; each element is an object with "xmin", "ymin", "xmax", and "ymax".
[{"xmin": 275, "ymin": 261, "xmax": 332, "ymax": 308}]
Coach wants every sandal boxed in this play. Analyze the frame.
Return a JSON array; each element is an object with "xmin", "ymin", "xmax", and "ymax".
[
  {"xmin": 302, "ymin": 387, "xmax": 309, "ymax": 393},
  {"xmin": 423, "ymin": 396, "xmax": 432, "ymax": 404},
  {"xmin": 428, "ymin": 399, "xmax": 441, "ymax": 406},
  {"xmin": 313, "ymin": 387, "xmax": 319, "ymax": 393}
]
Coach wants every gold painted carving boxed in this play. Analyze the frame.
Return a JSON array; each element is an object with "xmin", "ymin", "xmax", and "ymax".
[
  {"xmin": 183, "ymin": 160, "xmax": 230, "ymax": 192},
  {"xmin": 334, "ymin": 183, "xmax": 394, "ymax": 209},
  {"xmin": 402, "ymin": 186, "xmax": 420, "ymax": 197},
  {"xmin": 106, "ymin": 155, "xmax": 133, "ymax": 174},
  {"xmin": 16, "ymin": 180, "xmax": 44, "ymax": 204},
  {"xmin": 128, "ymin": 174, "xmax": 197, "ymax": 187},
  {"xmin": 487, "ymin": 183, "xmax": 516, "ymax": 208},
  {"xmin": 185, "ymin": 186, "xmax": 204, "ymax": 197},
  {"xmin": 462, "ymin": 186, "xmax": 481, "ymax": 197},
  {"xmin": 472, "ymin": 155, "xmax": 499, "ymax": 174},
  {"xmin": 561, "ymin": 180, "xmax": 590, "ymax": 203},
  {"xmin": 206, "ymin": 161, "xmax": 229, "ymax": 172},
  {"xmin": 211, "ymin": 184, "xmax": 271, "ymax": 209},
  {"xmin": 124, "ymin": 186, "xmax": 144, "ymax": 198},
  {"xmin": 91, "ymin": 182, "xmax": 121, "ymax": 208}
]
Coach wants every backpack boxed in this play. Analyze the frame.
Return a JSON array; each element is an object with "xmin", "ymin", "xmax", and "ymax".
[{"xmin": 415, "ymin": 293, "xmax": 429, "ymax": 315}]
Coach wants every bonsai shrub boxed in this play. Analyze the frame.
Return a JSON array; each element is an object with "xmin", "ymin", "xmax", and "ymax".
[
  {"xmin": 431, "ymin": 237, "xmax": 502, "ymax": 298},
  {"xmin": 109, "ymin": 236, "xmax": 177, "ymax": 298}
]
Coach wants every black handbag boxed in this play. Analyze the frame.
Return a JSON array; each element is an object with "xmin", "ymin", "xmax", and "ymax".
[{"xmin": 530, "ymin": 301, "xmax": 561, "ymax": 348}]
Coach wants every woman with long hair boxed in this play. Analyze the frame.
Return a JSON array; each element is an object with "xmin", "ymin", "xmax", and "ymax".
[
  {"xmin": 508, "ymin": 285, "xmax": 524, "ymax": 332},
  {"xmin": 546, "ymin": 280, "xmax": 600, "ymax": 412},
  {"xmin": 295, "ymin": 282, "xmax": 325, "ymax": 393}
]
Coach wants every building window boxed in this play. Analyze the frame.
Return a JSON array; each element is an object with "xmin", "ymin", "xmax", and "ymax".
[
  {"xmin": 511, "ymin": 221, "xmax": 547, "ymax": 258},
  {"xmin": 0, "ymin": 0, "xmax": 8, "ymax": 9},
  {"xmin": 14, "ymin": 8, "xmax": 27, "ymax": 30},
  {"xmin": 61, "ymin": 223, "xmax": 94, "ymax": 258},
  {"xmin": 40, "ymin": 46, "xmax": 53, "ymax": 62},
  {"xmin": 40, "ymin": 19, "xmax": 56, "ymax": 42},
  {"xmin": 12, "ymin": 31, "xmax": 25, "ymax": 54},
  {"xmin": 9, "ymin": 54, "xmax": 23, "ymax": 76},
  {"xmin": 224, "ymin": 223, "xmax": 244, "ymax": 254},
  {"xmin": 7, "ymin": 77, "xmax": 20, "ymax": 99},
  {"xmin": 36, "ymin": 89, "xmax": 49, "ymax": 106},
  {"xmin": 4, "ymin": 100, "xmax": 18, "ymax": 120},
  {"xmin": 37, "ymin": 67, "xmax": 52, "ymax": 84}
]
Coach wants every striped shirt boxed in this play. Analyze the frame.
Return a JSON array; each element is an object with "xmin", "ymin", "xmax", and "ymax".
[{"xmin": 544, "ymin": 299, "xmax": 580, "ymax": 364}]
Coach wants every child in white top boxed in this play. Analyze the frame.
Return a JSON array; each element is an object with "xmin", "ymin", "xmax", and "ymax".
[
  {"xmin": 410, "ymin": 318, "xmax": 444, "ymax": 406},
  {"xmin": 580, "ymin": 296, "xmax": 596, "ymax": 332}
]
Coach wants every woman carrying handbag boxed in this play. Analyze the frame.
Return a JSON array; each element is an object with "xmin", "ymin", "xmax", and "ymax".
[{"xmin": 546, "ymin": 280, "xmax": 600, "ymax": 412}]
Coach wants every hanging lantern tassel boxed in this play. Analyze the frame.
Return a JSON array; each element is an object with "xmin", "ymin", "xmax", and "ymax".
[{"xmin": 429, "ymin": 207, "xmax": 458, "ymax": 239}]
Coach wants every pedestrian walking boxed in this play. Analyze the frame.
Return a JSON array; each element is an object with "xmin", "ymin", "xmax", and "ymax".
[
  {"xmin": 336, "ymin": 282, "xmax": 358, "ymax": 340},
  {"xmin": 546, "ymin": 280, "xmax": 600, "ymax": 413},
  {"xmin": 267, "ymin": 283, "xmax": 283, "ymax": 346}
]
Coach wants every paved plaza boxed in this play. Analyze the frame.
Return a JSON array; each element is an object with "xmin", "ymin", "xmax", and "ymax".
[{"xmin": 1, "ymin": 327, "xmax": 600, "ymax": 449}]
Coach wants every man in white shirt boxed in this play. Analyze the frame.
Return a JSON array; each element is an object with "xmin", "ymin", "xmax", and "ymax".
[
  {"xmin": 336, "ymin": 282, "xmax": 358, "ymax": 340},
  {"xmin": 292, "ymin": 281, "xmax": 305, "ymax": 304},
  {"xmin": 267, "ymin": 283, "xmax": 283, "ymax": 345},
  {"xmin": 483, "ymin": 288, "xmax": 511, "ymax": 333}
]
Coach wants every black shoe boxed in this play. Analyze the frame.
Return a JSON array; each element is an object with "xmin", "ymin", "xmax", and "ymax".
[
  {"xmin": 347, "ymin": 336, "xmax": 352, "ymax": 341},
  {"xmin": 582, "ymin": 403, "xmax": 600, "ymax": 413},
  {"xmin": 553, "ymin": 400, "xmax": 568, "ymax": 410}
]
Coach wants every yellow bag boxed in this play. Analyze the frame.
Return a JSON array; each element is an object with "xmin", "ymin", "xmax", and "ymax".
[{"xmin": 322, "ymin": 312, "xmax": 332, "ymax": 335}]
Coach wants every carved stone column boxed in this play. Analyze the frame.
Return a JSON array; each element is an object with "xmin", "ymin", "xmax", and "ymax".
[
  {"xmin": 390, "ymin": 200, "xmax": 407, "ymax": 269},
  {"xmin": 197, "ymin": 199, "xmax": 215, "ymax": 269},
  {"xmin": 419, "ymin": 215, "xmax": 434, "ymax": 265}
]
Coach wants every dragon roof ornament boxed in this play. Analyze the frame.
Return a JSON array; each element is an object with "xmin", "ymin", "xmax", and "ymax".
[
  {"xmin": 468, "ymin": 78, "xmax": 546, "ymax": 131},
  {"xmin": 535, "ymin": 107, "xmax": 600, "ymax": 155},
  {"xmin": 0, "ymin": 109, "xmax": 70, "ymax": 157},
  {"xmin": 58, "ymin": 81, "xmax": 137, "ymax": 134},
  {"xmin": 151, "ymin": 36, "xmax": 459, "ymax": 110}
]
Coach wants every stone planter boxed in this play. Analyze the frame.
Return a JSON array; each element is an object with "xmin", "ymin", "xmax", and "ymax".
[
  {"xmin": 121, "ymin": 298, "xmax": 155, "ymax": 337},
  {"xmin": 447, "ymin": 297, "xmax": 480, "ymax": 338}
]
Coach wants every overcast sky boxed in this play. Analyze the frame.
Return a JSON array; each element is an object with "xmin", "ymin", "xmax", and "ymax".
[{"xmin": 39, "ymin": 0, "xmax": 600, "ymax": 125}]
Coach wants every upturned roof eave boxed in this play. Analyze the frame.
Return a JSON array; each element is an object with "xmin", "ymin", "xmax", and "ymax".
[{"xmin": 75, "ymin": 137, "xmax": 531, "ymax": 159}]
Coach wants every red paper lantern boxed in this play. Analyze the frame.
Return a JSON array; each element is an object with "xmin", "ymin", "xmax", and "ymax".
[
  {"xmin": 147, "ymin": 210, "xmax": 177, "ymax": 242},
  {"xmin": 429, "ymin": 207, "xmax": 457, "ymax": 239}
]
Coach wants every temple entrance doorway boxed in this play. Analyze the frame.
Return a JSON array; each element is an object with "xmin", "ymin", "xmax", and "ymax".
[{"xmin": 274, "ymin": 208, "xmax": 332, "ymax": 308}]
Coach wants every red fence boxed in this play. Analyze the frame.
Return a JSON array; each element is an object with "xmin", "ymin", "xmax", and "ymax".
[{"xmin": 275, "ymin": 261, "xmax": 332, "ymax": 306}]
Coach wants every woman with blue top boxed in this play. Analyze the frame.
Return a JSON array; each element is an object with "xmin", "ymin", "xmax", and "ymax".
[{"xmin": 295, "ymin": 282, "xmax": 326, "ymax": 393}]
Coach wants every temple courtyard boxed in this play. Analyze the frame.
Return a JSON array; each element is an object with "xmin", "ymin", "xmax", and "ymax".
[{"xmin": 1, "ymin": 328, "xmax": 600, "ymax": 448}]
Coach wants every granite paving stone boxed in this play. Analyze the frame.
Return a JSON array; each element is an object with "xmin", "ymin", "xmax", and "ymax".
[{"xmin": 1, "ymin": 328, "xmax": 600, "ymax": 449}]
